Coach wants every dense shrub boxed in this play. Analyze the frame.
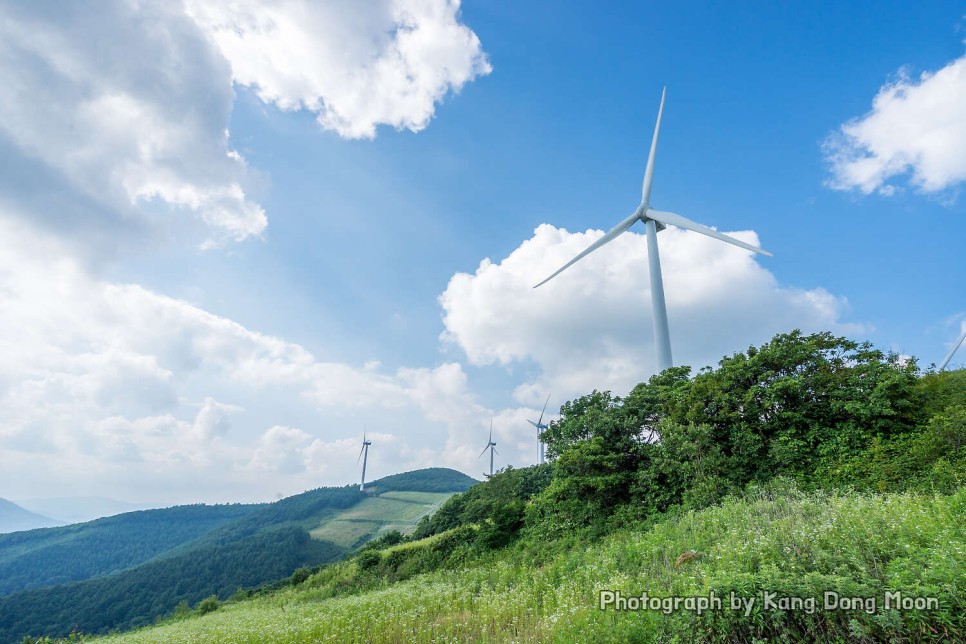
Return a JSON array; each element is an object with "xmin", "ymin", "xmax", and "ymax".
[
  {"xmin": 195, "ymin": 596, "xmax": 219, "ymax": 615},
  {"xmin": 290, "ymin": 567, "xmax": 312, "ymax": 586}
]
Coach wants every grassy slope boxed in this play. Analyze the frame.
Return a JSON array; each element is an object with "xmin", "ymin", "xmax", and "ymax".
[
  {"xmin": 99, "ymin": 486, "xmax": 965, "ymax": 643},
  {"xmin": 309, "ymin": 492, "xmax": 456, "ymax": 549}
]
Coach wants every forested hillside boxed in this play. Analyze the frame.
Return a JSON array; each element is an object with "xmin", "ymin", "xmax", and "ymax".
[
  {"xmin": 0, "ymin": 504, "xmax": 260, "ymax": 597},
  {"xmin": 94, "ymin": 331, "xmax": 965, "ymax": 644},
  {"xmin": 2, "ymin": 469, "xmax": 473, "ymax": 642}
]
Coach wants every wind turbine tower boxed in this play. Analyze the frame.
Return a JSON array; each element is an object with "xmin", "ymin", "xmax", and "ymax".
[
  {"xmin": 535, "ymin": 88, "xmax": 772, "ymax": 372},
  {"xmin": 939, "ymin": 328, "xmax": 966, "ymax": 372},
  {"xmin": 358, "ymin": 432, "xmax": 372, "ymax": 491},
  {"xmin": 528, "ymin": 394, "xmax": 552, "ymax": 464},
  {"xmin": 479, "ymin": 421, "xmax": 498, "ymax": 477}
]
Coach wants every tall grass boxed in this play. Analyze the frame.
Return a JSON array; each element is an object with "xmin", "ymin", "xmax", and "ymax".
[{"xmin": 97, "ymin": 486, "xmax": 965, "ymax": 643}]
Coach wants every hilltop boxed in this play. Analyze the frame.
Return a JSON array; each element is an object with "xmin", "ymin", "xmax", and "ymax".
[{"xmin": 0, "ymin": 468, "xmax": 476, "ymax": 642}]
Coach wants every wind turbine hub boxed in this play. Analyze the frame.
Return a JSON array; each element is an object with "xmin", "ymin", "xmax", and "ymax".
[{"xmin": 641, "ymin": 209, "xmax": 667, "ymax": 231}]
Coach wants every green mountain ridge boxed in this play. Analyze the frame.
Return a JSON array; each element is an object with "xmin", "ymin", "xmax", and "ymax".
[
  {"xmin": 0, "ymin": 467, "xmax": 476, "ymax": 642},
  {"xmin": 0, "ymin": 504, "xmax": 262, "ymax": 597}
]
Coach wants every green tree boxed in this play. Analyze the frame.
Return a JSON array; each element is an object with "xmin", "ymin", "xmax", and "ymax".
[{"xmin": 678, "ymin": 331, "xmax": 922, "ymax": 483}]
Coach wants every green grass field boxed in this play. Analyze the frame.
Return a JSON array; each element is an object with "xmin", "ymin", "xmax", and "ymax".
[
  {"xmin": 308, "ymin": 492, "xmax": 454, "ymax": 549},
  {"xmin": 97, "ymin": 486, "xmax": 965, "ymax": 643}
]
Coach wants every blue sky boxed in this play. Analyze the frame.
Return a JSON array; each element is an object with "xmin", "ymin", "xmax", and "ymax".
[{"xmin": 0, "ymin": 1, "xmax": 963, "ymax": 506}]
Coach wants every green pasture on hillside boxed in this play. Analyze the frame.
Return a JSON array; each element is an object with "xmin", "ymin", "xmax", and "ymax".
[{"xmin": 309, "ymin": 492, "xmax": 454, "ymax": 549}]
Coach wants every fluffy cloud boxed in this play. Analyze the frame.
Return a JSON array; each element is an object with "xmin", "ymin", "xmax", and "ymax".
[
  {"xmin": 0, "ymin": 1, "xmax": 266, "ymax": 248},
  {"xmin": 184, "ymin": 0, "xmax": 491, "ymax": 139},
  {"xmin": 825, "ymin": 46, "xmax": 966, "ymax": 195},
  {"xmin": 0, "ymin": 215, "xmax": 503, "ymax": 500},
  {"xmin": 0, "ymin": 0, "xmax": 489, "ymax": 253},
  {"xmin": 440, "ymin": 224, "xmax": 864, "ymax": 402},
  {"xmin": 0, "ymin": 1, "xmax": 503, "ymax": 502}
]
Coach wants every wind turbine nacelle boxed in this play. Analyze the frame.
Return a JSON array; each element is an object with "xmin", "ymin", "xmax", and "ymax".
[{"xmin": 642, "ymin": 211, "xmax": 667, "ymax": 232}]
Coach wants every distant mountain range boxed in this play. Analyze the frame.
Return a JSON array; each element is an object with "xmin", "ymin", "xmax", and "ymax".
[
  {"xmin": 0, "ymin": 467, "xmax": 477, "ymax": 642},
  {"xmin": 13, "ymin": 496, "xmax": 151, "ymax": 525},
  {"xmin": 0, "ymin": 499, "xmax": 61, "ymax": 534}
]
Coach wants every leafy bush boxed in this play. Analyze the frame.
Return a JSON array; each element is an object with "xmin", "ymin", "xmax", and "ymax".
[
  {"xmin": 412, "ymin": 465, "xmax": 551, "ymax": 544},
  {"xmin": 290, "ymin": 566, "xmax": 312, "ymax": 586},
  {"xmin": 356, "ymin": 550, "xmax": 381, "ymax": 571},
  {"xmin": 195, "ymin": 595, "xmax": 220, "ymax": 615}
]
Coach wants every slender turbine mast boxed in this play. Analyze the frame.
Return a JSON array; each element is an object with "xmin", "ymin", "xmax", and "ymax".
[
  {"xmin": 358, "ymin": 431, "xmax": 372, "ymax": 491},
  {"xmin": 939, "ymin": 328, "xmax": 966, "ymax": 372},
  {"xmin": 479, "ymin": 420, "xmax": 498, "ymax": 477},
  {"xmin": 527, "ymin": 394, "xmax": 552, "ymax": 464},
  {"xmin": 534, "ymin": 88, "xmax": 772, "ymax": 372}
]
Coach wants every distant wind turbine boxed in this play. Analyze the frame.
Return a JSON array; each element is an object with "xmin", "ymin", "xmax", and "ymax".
[
  {"xmin": 479, "ymin": 420, "xmax": 498, "ymax": 477},
  {"xmin": 358, "ymin": 431, "xmax": 372, "ymax": 491},
  {"xmin": 939, "ymin": 328, "xmax": 966, "ymax": 371},
  {"xmin": 527, "ymin": 394, "xmax": 552, "ymax": 464},
  {"xmin": 534, "ymin": 87, "xmax": 772, "ymax": 372}
]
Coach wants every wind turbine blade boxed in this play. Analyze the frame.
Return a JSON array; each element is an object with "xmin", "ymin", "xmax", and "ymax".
[
  {"xmin": 939, "ymin": 329, "xmax": 966, "ymax": 371},
  {"xmin": 538, "ymin": 393, "xmax": 551, "ymax": 425},
  {"xmin": 493, "ymin": 447, "xmax": 499, "ymax": 456},
  {"xmin": 641, "ymin": 86, "xmax": 666, "ymax": 208},
  {"xmin": 646, "ymin": 210, "xmax": 772, "ymax": 256},
  {"xmin": 534, "ymin": 211, "xmax": 641, "ymax": 288},
  {"xmin": 357, "ymin": 445, "xmax": 364, "ymax": 463},
  {"xmin": 527, "ymin": 419, "xmax": 540, "ymax": 428},
  {"xmin": 479, "ymin": 445, "xmax": 488, "ymax": 459}
]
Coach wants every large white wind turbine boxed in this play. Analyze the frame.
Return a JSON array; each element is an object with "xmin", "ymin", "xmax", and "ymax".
[
  {"xmin": 534, "ymin": 88, "xmax": 772, "ymax": 372},
  {"xmin": 527, "ymin": 394, "xmax": 551, "ymax": 464},
  {"xmin": 939, "ymin": 328, "xmax": 966, "ymax": 371},
  {"xmin": 358, "ymin": 431, "xmax": 372, "ymax": 491},
  {"xmin": 479, "ymin": 421, "xmax": 498, "ymax": 477}
]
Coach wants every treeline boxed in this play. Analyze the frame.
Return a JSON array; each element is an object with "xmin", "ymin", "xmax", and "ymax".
[
  {"xmin": 0, "ymin": 504, "xmax": 260, "ymax": 597},
  {"xmin": 531, "ymin": 330, "xmax": 964, "ymax": 530},
  {"xmin": 0, "ymin": 486, "xmax": 363, "ymax": 641},
  {"xmin": 390, "ymin": 331, "xmax": 964, "ymax": 568}
]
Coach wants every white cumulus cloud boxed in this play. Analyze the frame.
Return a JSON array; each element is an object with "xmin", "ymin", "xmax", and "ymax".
[
  {"xmin": 0, "ymin": 0, "xmax": 489, "ymax": 253},
  {"xmin": 184, "ymin": 0, "xmax": 492, "ymax": 139},
  {"xmin": 440, "ymin": 224, "xmax": 865, "ymax": 402},
  {"xmin": 825, "ymin": 45, "xmax": 966, "ymax": 195},
  {"xmin": 0, "ymin": 214, "xmax": 497, "ymax": 500},
  {"xmin": 0, "ymin": 1, "xmax": 267, "ymax": 248}
]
